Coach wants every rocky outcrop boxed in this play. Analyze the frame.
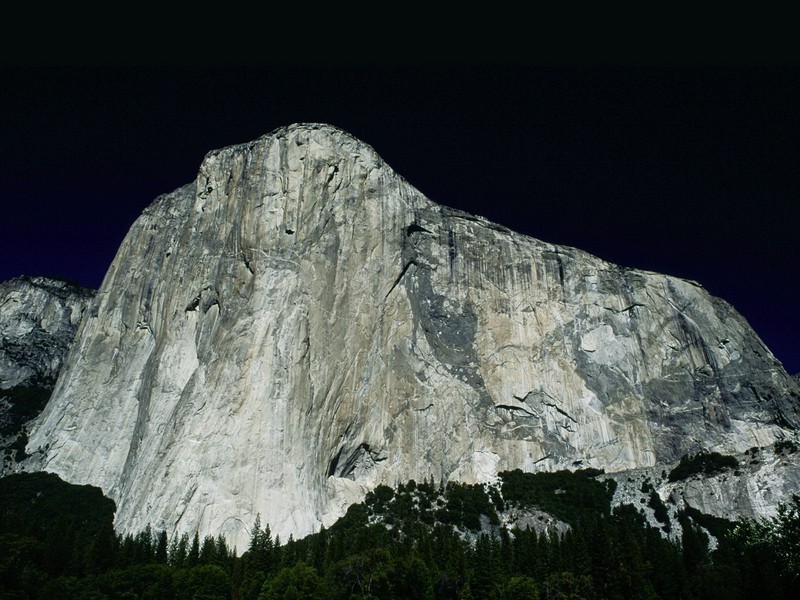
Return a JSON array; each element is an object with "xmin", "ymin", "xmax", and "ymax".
[
  {"xmin": 607, "ymin": 442, "xmax": 800, "ymax": 545},
  {"xmin": 1, "ymin": 277, "xmax": 95, "ymax": 473},
  {"xmin": 500, "ymin": 506, "xmax": 571, "ymax": 539},
  {"xmin": 0, "ymin": 276, "xmax": 94, "ymax": 389},
  {"xmin": 25, "ymin": 124, "xmax": 800, "ymax": 552}
]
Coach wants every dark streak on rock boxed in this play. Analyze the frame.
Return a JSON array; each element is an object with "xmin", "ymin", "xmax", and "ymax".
[
  {"xmin": 385, "ymin": 260, "xmax": 418, "ymax": 300},
  {"xmin": 605, "ymin": 303, "xmax": 646, "ymax": 314},
  {"xmin": 544, "ymin": 402, "xmax": 578, "ymax": 424},
  {"xmin": 185, "ymin": 295, "xmax": 201, "ymax": 313},
  {"xmin": 405, "ymin": 223, "xmax": 430, "ymax": 236},
  {"xmin": 329, "ymin": 443, "xmax": 387, "ymax": 480},
  {"xmin": 495, "ymin": 404, "xmax": 536, "ymax": 417}
]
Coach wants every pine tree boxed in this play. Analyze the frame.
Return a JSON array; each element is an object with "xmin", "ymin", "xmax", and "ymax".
[
  {"xmin": 188, "ymin": 532, "xmax": 201, "ymax": 567},
  {"xmin": 215, "ymin": 534, "xmax": 232, "ymax": 568},
  {"xmin": 200, "ymin": 535, "xmax": 217, "ymax": 565},
  {"xmin": 155, "ymin": 529, "xmax": 168, "ymax": 564},
  {"xmin": 171, "ymin": 532, "xmax": 189, "ymax": 567},
  {"xmin": 136, "ymin": 523, "xmax": 154, "ymax": 564},
  {"xmin": 86, "ymin": 523, "xmax": 117, "ymax": 573},
  {"xmin": 251, "ymin": 514, "xmax": 263, "ymax": 550},
  {"xmin": 470, "ymin": 534, "xmax": 500, "ymax": 599},
  {"xmin": 168, "ymin": 534, "xmax": 180, "ymax": 566},
  {"xmin": 249, "ymin": 515, "xmax": 275, "ymax": 574}
]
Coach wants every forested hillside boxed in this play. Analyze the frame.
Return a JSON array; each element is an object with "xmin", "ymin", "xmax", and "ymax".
[{"xmin": 1, "ymin": 471, "xmax": 797, "ymax": 599}]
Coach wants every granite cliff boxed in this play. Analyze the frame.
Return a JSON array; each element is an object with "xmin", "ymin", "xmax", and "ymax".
[
  {"xmin": 1, "ymin": 276, "xmax": 94, "ymax": 472},
  {"xmin": 24, "ymin": 124, "xmax": 800, "ymax": 551},
  {"xmin": 0, "ymin": 276, "xmax": 94, "ymax": 390}
]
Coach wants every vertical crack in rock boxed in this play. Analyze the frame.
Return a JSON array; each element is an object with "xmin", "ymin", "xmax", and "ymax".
[
  {"xmin": 447, "ymin": 229, "xmax": 457, "ymax": 281},
  {"xmin": 327, "ymin": 447, "xmax": 343, "ymax": 478},
  {"xmin": 556, "ymin": 253, "xmax": 565, "ymax": 288}
]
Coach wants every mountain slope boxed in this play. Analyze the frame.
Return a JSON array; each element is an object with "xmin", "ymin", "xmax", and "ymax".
[
  {"xmin": 25, "ymin": 124, "xmax": 800, "ymax": 551},
  {"xmin": 1, "ymin": 276, "xmax": 94, "ymax": 473},
  {"xmin": 0, "ymin": 276, "xmax": 95, "ymax": 390}
]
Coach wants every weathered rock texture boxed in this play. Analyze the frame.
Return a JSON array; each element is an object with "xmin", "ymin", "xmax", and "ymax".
[
  {"xmin": 1, "ymin": 277, "xmax": 95, "ymax": 473},
  {"xmin": 0, "ymin": 276, "xmax": 94, "ymax": 390},
  {"xmin": 607, "ymin": 444, "xmax": 800, "ymax": 543},
  {"xmin": 25, "ymin": 124, "xmax": 800, "ymax": 552}
]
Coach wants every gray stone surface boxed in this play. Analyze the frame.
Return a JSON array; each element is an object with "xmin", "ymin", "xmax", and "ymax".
[
  {"xmin": 606, "ymin": 443, "xmax": 800, "ymax": 545},
  {"xmin": 1, "ymin": 276, "xmax": 95, "ymax": 473},
  {"xmin": 25, "ymin": 124, "xmax": 800, "ymax": 552},
  {"xmin": 0, "ymin": 276, "xmax": 94, "ymax": 389}
]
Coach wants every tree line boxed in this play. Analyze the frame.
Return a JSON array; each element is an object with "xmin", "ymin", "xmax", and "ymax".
[{"xmin": 1, "ymin": 470, "xmax": 798, "ymax": 599}]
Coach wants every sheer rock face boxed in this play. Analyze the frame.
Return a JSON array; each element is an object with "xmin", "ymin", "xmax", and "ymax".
[
  {"xmin": 25, "ymin": 124, "xmax": 800, "ymax": 551},
  {"xmin": 0, "ymin": 277, "xmax": 95, "ymax": 389}
]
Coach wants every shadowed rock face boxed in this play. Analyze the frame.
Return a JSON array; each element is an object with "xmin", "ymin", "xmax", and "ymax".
[
  {"xmin": 1, "ymin": 277, "xmax": 95, "ymax": 474},
  {"xmin": 0, "ymin": 276, "xmax": 95, "ymax": 390},
  {"xmin": 25, "ymin": 124, "xmax": 800, "ymax": 551}
]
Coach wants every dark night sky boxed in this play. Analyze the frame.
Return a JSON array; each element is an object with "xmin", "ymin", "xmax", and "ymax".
[{"xmin": 1, "ymin": 67, "xmax": 798, "ymax": 374}]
